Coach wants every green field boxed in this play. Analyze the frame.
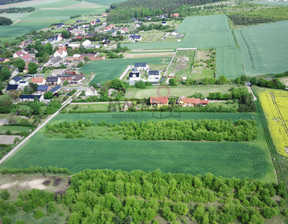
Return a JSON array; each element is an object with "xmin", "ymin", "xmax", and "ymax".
[
  {"xmin": 235, "ymin": 20, "xmax": 288, "ymax": 76},
  {"xmin": 1, "ymin": 112, "xmax": 276, "ymax": 182},
  {"xmin": 125, "ymin": 85, "xmax": 233, "ymax": 98},
  {"xmin": 81, "ymin": 57, "xmax": 170, "ymax": 84},
  {"xmin": 216, "ymin": 48, "xmax": 244, "ymax": 78},
  {"xmin": 85, "ymin": 0, "xmax": 126, "ymax": 6},
  {"xmin": 0, "ymin": 125, "xmax": 31, "ymax": 135}
]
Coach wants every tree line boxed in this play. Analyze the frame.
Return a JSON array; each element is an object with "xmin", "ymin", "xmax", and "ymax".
[
  {"xmin": 107, "ymin": 0, "xmax": 225, "ymax": 22},
  {"xmin": 0, "ymin": 7, "xmax": 35, "ymax": 14},
  {"xmin": 0, "ymin": 0, "xmax": 30, "ymax": 5},
  {"xmin": 102, "ymin": 119, "xmax": 258, "ymax": 141}
]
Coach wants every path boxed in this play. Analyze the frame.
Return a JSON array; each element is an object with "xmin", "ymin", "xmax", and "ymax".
[
  {"xmin": 71, "ymin": 101, "xmax": 131, "ymax": 105},
  {"xmin": 119, "ymin": 65, "xmax": 132, "ymax": 80},
  {"xmin": 247, "ymin": 85, "xmax": 257, "ymax": 101},
  {"xmin": 0, "ymin": 90, "xmax": 81, "ymax": 166}
]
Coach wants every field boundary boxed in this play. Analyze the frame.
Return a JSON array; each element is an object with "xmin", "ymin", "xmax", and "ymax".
[{"xmin": 163, "ymin": 48, "xmax": 197, "ymax": 77}]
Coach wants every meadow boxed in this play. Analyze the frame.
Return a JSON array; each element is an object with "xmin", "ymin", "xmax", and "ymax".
[
  {"xmin": 81, "ymin": 57, "xmax": 170, "ymax": 84},
  {"xmin": 259, "ymin": 89, "xmax": 288, "ymax": 158},
  {"xmin": 1, "ymin": 112, "xmax": 276, "ymax": 182},
  {"xmin": 125, "ymin": 85, "xmax": 233, "ymax": 99},
  {"xmin": 235, "ymin": 20, "xmax": 288, "ymax": 76}
]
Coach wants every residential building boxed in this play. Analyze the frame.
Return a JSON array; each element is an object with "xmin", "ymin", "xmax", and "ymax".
[
  {"xmin": 129, "ymin": 72, "xmax": 141, "ymax": 81},
  {"xmin": 0, "ymin": 57, "xmax": 10, "ymax": 63},
  {"xmin": 134, "ymin": 63, "xmax": 149, "ymax": 70},
  {"xmin": 82, "ymin": 40, "xmax": 93, "ymax": 49},
  {"xmin": 177, "ymin": 97, "xmax": 209, "ymax": 107},
  {"xmin": 45, "ymin": 56, "xmax": 63, "ymax": 67},
  {"xmin": 147, "ymin": 70, "xmax": 161, "ymax": 83},
  {"xmin": 19, "ymin": 95, "xmax": 43, "ymax": 102},
  {"xmin": 150, "ymin": 97, "xmax": 169, "ymax": 107},
  {"xmin": 50, "ymin": 85, "xmax": 61, "ymax": 94},
  {"xmin": 85, "ymin": 86, "xmax": 98, "ymax": 96},
  {"xmin": 37, "ymin": 85, "xmax": 49, "ymax": 93},
  {"xmin": 46, "ymin": 77, "xmax": 61, "ymax": 85},
  {"xmin": 31, "ymin": 77, "xmax": 46, "ymax": 85},
  {"xmin": 54, "ymin": 47, "xmax": 67, "ymax": 58},
  {"xmin": 68, "ymin": 43, "xmax": 80, "ymax": 49},
  {"xmin": 18, "ymin": 80, "xmax": 29, "ymax": 88},
  {"xmin": 13, "ymin": 50, "xmax": 25, "ymax": 58},
  {"xmin": 9, "ymin": 76, "xmax": 22, "ymax": 85},
  {"xmin": 129, "ymin": 34, "xmax": 142, "ymax": 42},
  {"xmin": 6, "ymin": 84, "xmax": 18, "ymax": 91}
]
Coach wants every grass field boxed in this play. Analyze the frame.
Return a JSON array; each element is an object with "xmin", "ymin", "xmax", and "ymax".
[
  {"xmin": 259, "ymin": 90, "xmax": 288, "ymax": 158},
  {"xmin": 81, "ymin": 57, "xmax": 170, "ymax": 84},
  {"xmin": 216, "ymin": 48, "xmax": 244, "ymax": 78},
  {"xmin": 235, "ymin": 20, "xmax": 288, "ymax": 76},
  {"xmin": 125, "ymin": 85, "xmax": 233, "ymax": 98},
  {"xmin": 0, "ymin": 112, "xmax": 276, "ymax": 182},
  {"xmin": 0, "ymin": 126, "xmax": 32, "ymax": 135}
]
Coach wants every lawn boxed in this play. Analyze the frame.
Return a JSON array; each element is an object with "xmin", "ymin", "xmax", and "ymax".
[
  {"xmin": 81, "ymin": 57, "xmax": 170, "ymax": 84},
  {"xmin": 0, "ymin": 112, "xmax": 276, "ymax": 182},
  {"xmin": 235, "ymin": 20, "xmax": 288, "ymax": 76},
  {"xmin": 0, "ymin": 125, "xmax": 32, "ymax": 135},
  {"xmin": 125, "ymin": 85, "xmax": 234, "ymax": 99}
]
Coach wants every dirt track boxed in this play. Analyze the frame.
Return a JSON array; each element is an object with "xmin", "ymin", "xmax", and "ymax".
[{"xmin": 125, "ymin": 52, "xmax": 174, "ymax": 59}]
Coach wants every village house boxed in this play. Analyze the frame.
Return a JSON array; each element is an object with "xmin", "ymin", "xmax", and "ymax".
[
  {"xmin": 129, "ymin": 72, "xmax": 141, "ymax": 81},
  {"xmin": 13, "ymin": 50, "xmax": 26, "ymax": 58},
  {"xmin": 129, "ymin": 34, "xmax": 142, "ymax": 42},
  {"xmin": 31, "ymin": 77, "xmax": 46, "ymax": 85},
  {"xmin": 134, "ymin": 63, "xmax": 149, "ymax": 70},
  {"xmin": 57, "ymin": 23, "xmax": 65, "ymax": 28},
  {"xmin": 51, "ymin": 69, "xmax": 67, "ymax": 77},
  {"xmin": 90, "ymin": 21, "xmax": 96, "ymax": 26},
  {"xmin": 102, "ymin": 38, "xmax": 110, "ymax": 45},
  {"xmin": 85, "ymin": 86, "xmax": 99, "ymax": 96},
  {"xmin": 9, "ymin": 76, "xmax": 22, "ymax": 85},
  {"xmin": 58, "ymin": 75, "xmax": 73, "ymax": 82},
  {"xmin": 47, "ymin": 34, "xmax": 63, "ymax": 44},
  {"xmin": 150, "ymin": 96, "xmax": 169, "ymax": 107},
  {"xmin": 6, "ymin": 84, "xmax": 18, "ymax": 92},
  {"xmin": 102, "ymin": 13, "xmax": 107, "ymax": 17},
  {"xmin": 69, "ymin": 29, "xmax": 85, "ymax": 36},
  {"xmin": 37, "ymin": 85, "xmax": 49, "ymax": 94},
  {"xmin": 50, "ymin": 85, "xmax": 61, "ymax": 94},
  {"xmin": 18, "ymin": 80, "xmax": 29, "ymax": 88},
  {"xmin": 118, "ymin": 28, "xmax": 128, "ymax": 34},
  {"xmin": 46, "ymin": 76, "xmax": 61, "ymax": 85},
  {"xmin": 134, "ymin": 23, "xmax": 142, "ymax": 29},
  {"xmin": 147, "ymin": 70, "xmax": 161, "ymax": 83},
  {"xmin": 81, "ymin": 40, "xmax": 93, "ymax": 49},
  {"xmin": 54, "ymin": 47, "xmax": 68, "ymax": 58},
  {"xmin": 19, "ymin": 95, "xmax": 43, "ymax": 102},
  {"xmin": 20, "ymin": 39, "xmax": 33, "ymax": 48},
  {"xmin": 45, "ymin": 56, "xmax": 63, "ymax": 67},
  {"xmin": 79, "ymin": 53, "xmax": 104, "ymax": 61},
  {"xmin": 177, "ymin": 97, "xmax": 209, "ymax": 107},
  {"xmin": 68, "ymin": 43, "xmax": 80, "ymax": 49},
  {"xmin": 171, "ymin": 13, "xmax": 180, "ymax": 18}
]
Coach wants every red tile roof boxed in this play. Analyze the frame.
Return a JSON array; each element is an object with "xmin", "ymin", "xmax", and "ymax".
[
  {"xmin": 31, "ymin": 77, "xmax": 45, "ymax": 83},
  {"xmin": 150, "ymin": 97, "xmax": 169, "ymax": 104},
  {"xmin": 181, "ymin": 98, "xmax": 209, "ymax": 105}
]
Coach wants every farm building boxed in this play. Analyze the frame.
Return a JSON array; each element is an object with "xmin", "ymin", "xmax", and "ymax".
[
  {"xmin": 177, "ymin": 97, "xmax": 209, "ymax": 107},
  {"xmin": 150, "ymin": 97, "xmax": 169, "ymax": 107}
]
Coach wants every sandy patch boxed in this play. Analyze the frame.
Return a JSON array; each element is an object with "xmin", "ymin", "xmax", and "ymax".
[
  {"xmin": 131, "ymin": 49, "xmax": 174, "ymax": 52},
  {"xmin": 0, "ymin": 178, "xmax": 47, "ymax": 190},
  {"xmin": 0, "ymin": 135, "xmax": 21, "ymax": 145}
]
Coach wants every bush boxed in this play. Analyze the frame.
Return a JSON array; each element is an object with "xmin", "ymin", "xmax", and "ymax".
[
  {"xmin": 33, "ymin": 209, "xmax": 44, "ymax": 219},
  {"xmin": 0, "ymin": 190, "xmax": 10, "ymax": 200},
  {"xmin": 14, "ymin": 220, "xmax": 26, "ymax": 224}
]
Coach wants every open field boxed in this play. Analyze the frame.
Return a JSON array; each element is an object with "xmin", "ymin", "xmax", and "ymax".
[
  {"xmin": 125, "ymin": 85, "xmax": 233, "ymax": 99},
  {"xmin": 81, "ymin": 57, "xmax": 170, "ymax": 84},
  {"xmin": 0, "ymin": 112, "xmax": 276, "ymax": 182},
  {"xmin": 85, "ymin": 0, "xmax": 126, "ymax": 6},
  {"xmin": 259, "ymin": 89, "xmax": 288, "ymax": 158},
  {"xmin": 216, "ymin": 48, "xmax": 244, "ymax": 78},
  {"xmin": 235, "ymin": 20, "xmax": 288, "ymax": 76},
  {"xmin": 0, "ymin": 125, "xmax": 31, "ymax": 135}
]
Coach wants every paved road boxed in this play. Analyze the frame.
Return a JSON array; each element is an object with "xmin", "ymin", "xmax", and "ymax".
[{"xmin": 0, "ymin": 90, "xmax": 81, "ymax": 166}]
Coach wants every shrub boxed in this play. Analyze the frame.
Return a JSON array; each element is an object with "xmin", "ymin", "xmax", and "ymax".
[{"xmin": 33, "ymin": 209, "xmax": 44, "ymax": 219}]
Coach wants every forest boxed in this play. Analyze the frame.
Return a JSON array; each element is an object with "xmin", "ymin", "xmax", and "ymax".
[
  {"xmin": 0, "ymin": 17, "xmax": 12, "ymax": 26},
  {"xmin": 0, "ymin": 0, "xmax": 30, "ymax": 5},
  {"xmin": 0, "ymin": 7, "xmax": 35, "ymax": 14},
  {"xmin": 107, "ymin": 0, "xmax": 224, "ymax": 22},
  {"xmin": 2, "ymin": 169, "xmax": 287, "ymax": 224}
]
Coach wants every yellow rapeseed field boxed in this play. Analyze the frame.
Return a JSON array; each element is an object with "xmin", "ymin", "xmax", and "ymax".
[{"xmin": 260, "ymin": 90, "xmax": 288, "ymax": 157}]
